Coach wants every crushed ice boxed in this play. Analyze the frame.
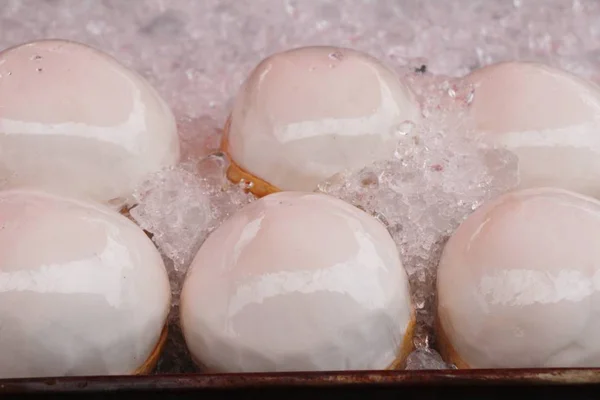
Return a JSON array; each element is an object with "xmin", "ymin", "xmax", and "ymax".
[{"xmin": 131, "ymin": 154, "xmax": 254, "ymax": 272}]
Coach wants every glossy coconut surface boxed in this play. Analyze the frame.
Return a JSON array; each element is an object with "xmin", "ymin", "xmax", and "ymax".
[
  {"xmin": 0, "ymin": 189, "xmax": 171, "ymax": 378},
  {"xmin": 0, "ymin": 40, "xmax": 180, "ymax": 208},
  {"xmin": 466, "ymin": 62, "xmax": 600, "ymax": 198},
  {"xmin": 223, "ymin": 46, "xmax": 421, "ymax": 193},
  {"xmin": 438, "ymin": 187, "xmax": 600, "ymax": 368},
  {"xmin": 181, "ymin": 192, "xmax": 412, "ymax": 372}
]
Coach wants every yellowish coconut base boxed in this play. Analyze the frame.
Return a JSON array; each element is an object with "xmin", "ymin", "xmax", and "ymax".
[
  {"xmin": 220, "ymin": 117, "xmax": 281, "ymax": 198},
  {"xmin": 386, "ymin": 310, "xmax": 417, "ymax": 370},
  {"xmin": 133, "ymin": 324, "xmax": 169, "ymax": 375},
  {"xmin": 120, "ymin": 206, "xmax": 133, "ymax": 220},
  {"xmin": 435, "ymin": 312, "xmax": 470, "ymax": 369}
]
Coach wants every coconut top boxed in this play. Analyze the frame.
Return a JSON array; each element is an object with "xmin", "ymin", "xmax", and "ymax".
[
  {"xmin": 0, "ymin": 39, "xmax": 180, "ymax": 208},
  {"xmin": 0, "ymin": 189, "xmax": 170, "ymax": 378},
  {"xmin": 181, "ymin": 191, "xmax": 412, "ymax": 372},
  {"xmin": 224, "ymin": 46, "xmax": 421, "ymax": 192},
  {"xmin": 438, "ymin": 187, "xmax": 600, "ymax": 368}
]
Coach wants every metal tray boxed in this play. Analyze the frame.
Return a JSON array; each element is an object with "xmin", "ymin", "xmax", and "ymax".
[{"xmin": 2, "ymin": 369, "xmax": 600, "ymax": 399}]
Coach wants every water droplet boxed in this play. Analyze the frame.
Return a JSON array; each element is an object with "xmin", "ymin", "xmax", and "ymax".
[
  {"xmin": 414, "ymin": 298, "xmax": 426, "ymax": 309},
  {"xmin": 466, "ymin": 88, "xmax": 475, "ymax": 105},
  {"xmin": 328, "ymin": 51, "xmax": 344, "ymax": 61},
  {"xmin": 238, "ymin": 179, "xmax": 254, "ymax": 190},
  {"xmin": 393, "ymin": 120, "xmax": 415, "ymax": 137}
]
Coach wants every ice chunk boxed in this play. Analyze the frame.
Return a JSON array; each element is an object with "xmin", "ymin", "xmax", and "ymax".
[
  {"xmin": 405, "ymin": 348, "xmax": 453, "ymax": 370},
  {"xmin": 131, "ymin": 153, "xmax": 254, "ymax": 273}
]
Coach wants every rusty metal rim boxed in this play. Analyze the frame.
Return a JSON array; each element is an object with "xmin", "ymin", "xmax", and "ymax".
[{"xmin": 2, "ymin": 369, "xmax": 600, "ymax": 393}]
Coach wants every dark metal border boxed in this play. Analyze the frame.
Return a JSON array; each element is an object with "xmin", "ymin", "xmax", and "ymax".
[{"xmin": 2, "ymin": 369, "xmax": 600, "ymax": 394}]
